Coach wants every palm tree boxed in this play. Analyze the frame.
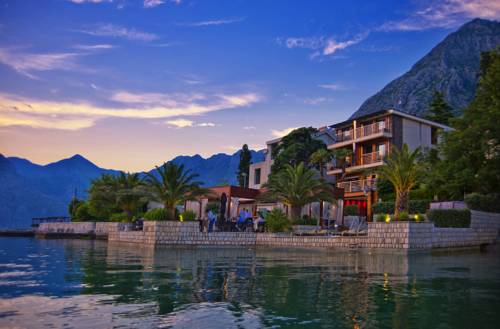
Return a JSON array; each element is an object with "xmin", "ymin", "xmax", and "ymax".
[
  {"xmin": 144, "ymin": 162, "xmax": 209, "ymax": 220},
  {"xmin": 310, "ymin": 149, "xmax": 334, "ymax": 226},
  {"xmin": 261, "ymin": 163, "xmax": 335, "ymax": 220},
  {"xmin": 115, "ymin": 172, "xmax": 147, "ymax": 218},
  {"xmin": 378, "ymin": 144, "xmax": 421, "ymax": 218}
]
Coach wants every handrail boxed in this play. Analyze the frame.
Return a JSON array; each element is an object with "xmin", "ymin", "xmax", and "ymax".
[
  {"xmin": 361, "ymin": 151, "xmax": 385, "ymax": 165},
  {"xmin": 334, "ymin": 121, "xmax": 390, "ymax": 144},
  {"xmin": 337, "ymin": 179, "xmax": 377, "ymax": 193}
]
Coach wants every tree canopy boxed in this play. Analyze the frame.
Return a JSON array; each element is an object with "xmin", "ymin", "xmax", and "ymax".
[
  {"xmin": 425, "ymin": 91, "xmax": 454, "ymax": 125},
  {"xmin": 270, "ymin": 127, "xmax": 326, "ymax": 174},
  {"xmin": 237, "ymin": 144, "xmax": 252, "ymax": 187},
  {"xmin": 422, "ymin": 48, "xmax": 500, "ymax": 199}
]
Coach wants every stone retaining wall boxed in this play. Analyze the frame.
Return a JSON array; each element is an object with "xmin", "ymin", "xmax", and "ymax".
[{"xmin": 38, "ymin": 210, "xmax": 500, "ymax": 250}]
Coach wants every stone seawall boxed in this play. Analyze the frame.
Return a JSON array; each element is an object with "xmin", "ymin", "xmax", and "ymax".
[{"xmin": 37, "ymin": 210, "xmax": 500, "ymax": 250}]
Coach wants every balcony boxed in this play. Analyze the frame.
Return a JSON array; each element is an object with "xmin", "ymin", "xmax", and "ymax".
[
  {"xmin": 327, "ymin": 151, "xmax": 386, "ymax": 174},
  {"xmin": 337, "ymin": 179, "xmax": 377, "ymax": 193},
  {"xmin": 331, "ymin": 122, "xmax": 391, "ymax": 148}
]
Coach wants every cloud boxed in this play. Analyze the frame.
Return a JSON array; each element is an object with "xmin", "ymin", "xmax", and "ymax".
[
  {"xmin": 303, "ymin": 97, "xmax": 332, "ymax": 105},
  {"xmin": 76, "ymin": 24, "xmax": 158, "ymax": 41},
  {"xmin": 179, "ymin": 17, "xmax": 245, "ymax": 27},
  {"xmin": 243, "ymin": 126, "xmax": 256, "ymax": 130},
  {"xmin": 0, "ymin": 91, "xmax": 259, "ymax": 130},
  {"xmin": 0, "ymin": 48, "xmax": 81, "ymax": 79},
  {"xmin": 278, "ymin": 32, "xmax": 368, "ymax": 58},
  {"xmin": 67, "ymin": 0, "xmax": 112, "ymax": 3},
  {"xmin": 271, "ymin": 127, "xmax": 298, "ymax": 138},
  {"xmin": 318, "ymin": 83, "xmax": 345, "ymax": 91},
  {"xmin": 165, "ymin": 119, "xmax": 216, "ymax": 128},
  {"xmin": 144, "ymin": 0, "xmax": 164, "ymax": 8},
  {"xmin": 165, "ymin": 118, "xmax": 193, "ymax": 128},
  {"xmin": 73, "ymin": 44, "xmax": 116, "ymax": 50},
  {"xmin": 378, "ymin": 0, "xmax": 500, "ymax": 32},
  {"xmin": 197, "ymin": 122, "xmax": 216, "ymax": 127}
]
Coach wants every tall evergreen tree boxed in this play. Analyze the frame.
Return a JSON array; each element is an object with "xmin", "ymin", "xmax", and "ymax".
[
  {"xmin": 237, "ymin": 144, "xmax": 252, "ymax": 187},
  {"xmin": 425, "ymin": 91, "xmax": 454, "ymax": 125},
  {"xmin": 424, "ymin": 48, "xmax": 500, "ymax": 198}
]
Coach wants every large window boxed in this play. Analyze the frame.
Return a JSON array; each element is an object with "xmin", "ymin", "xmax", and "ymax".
[{"xmin": 254, "ymin": 168, "xmax": 261, "ymax": 185}]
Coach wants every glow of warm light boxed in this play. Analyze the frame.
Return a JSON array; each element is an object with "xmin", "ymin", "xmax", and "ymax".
[{"xmin": 385, "ymin": 214, "xmax": 391, "ymax": 223}]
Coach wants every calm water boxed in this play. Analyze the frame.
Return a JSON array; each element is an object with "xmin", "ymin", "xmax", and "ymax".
[{"xmin": 0, "ymin": 238, "xmax": 499, "ymax": 329}]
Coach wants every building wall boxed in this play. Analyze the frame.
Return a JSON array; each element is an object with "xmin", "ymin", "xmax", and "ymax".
[{"xmin": 402, "ymin": 118, "xmax": 433, "ymax": 151}]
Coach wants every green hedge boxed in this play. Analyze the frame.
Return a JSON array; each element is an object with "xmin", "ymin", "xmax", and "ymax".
[
  {"xmin": 465, "ymin": 193, "xmax": 500, "ymax": 213},
  {"xmin": 144, "ymin": 208, "xmax": 169, "ymax": 221},
  {"xmin": 426, "ymin": 209, "xmax": 471, "ymax": 228},
  {"xmin": 180, "ymin": 210, "xmax": 197, "ymax": 221},
  {"xmin": 372, "ymin": 200, "xmax": 430, "ymax": 215},
  {"xmin": 344, "ymin": 205, "xmax": 359, "ymax": 216}
]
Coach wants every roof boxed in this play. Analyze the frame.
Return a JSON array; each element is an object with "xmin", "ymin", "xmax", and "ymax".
[{"xmin": 329, "ymin": 108, "xmax": 452, "ymax": 130}]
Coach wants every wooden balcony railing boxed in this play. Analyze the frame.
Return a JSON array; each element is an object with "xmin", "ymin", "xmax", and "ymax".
[
  {"xmin": 361, "ymin": 151, "xmax": 385, "ymax": 165},
  {"xmin": 334, "ymin": 122, "xmax": 391, "ymax": 144},
  {"xmin": 337, "ymin": 179, "xmax": 377, "ymax": 193}
]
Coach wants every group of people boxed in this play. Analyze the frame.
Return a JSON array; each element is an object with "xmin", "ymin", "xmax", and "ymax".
[{"xmin": 202, "ymin": 208, "xmax": 266, "ymax": 233}]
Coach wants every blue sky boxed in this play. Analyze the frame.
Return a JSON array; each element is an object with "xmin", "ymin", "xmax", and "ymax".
[{"xmin": 0, "ymin": 0, "xmax": 499, "ymax": 171}]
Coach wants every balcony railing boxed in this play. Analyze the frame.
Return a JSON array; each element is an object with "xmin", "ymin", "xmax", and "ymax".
[
  {"xmin": 337, "ymin": 179, "xmax": 377, "ymax": 193},
  {"xmin": 334, "ymin": 121, "xmax": 391, "ymax": 144},
  {"xmin": 361, "ymin": 151, "xmax": 385, "ymax": 165}
]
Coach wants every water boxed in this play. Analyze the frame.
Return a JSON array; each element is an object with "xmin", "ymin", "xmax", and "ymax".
[{"xmin": 0, "ymin": 237, "xmax": 499, "ymax": 329}]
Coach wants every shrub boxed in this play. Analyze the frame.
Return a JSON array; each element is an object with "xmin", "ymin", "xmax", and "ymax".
[
  {"xmin": 397, "ymin": 211, "xmax": 410, "ymax": 221},
  {"xmin": 265, "ymin": 209, "xmax": 291, "ymax": 232},
  {"xmin": 293, "ymin": 215, "xmax": 317, "ymax": 226},
  {"xmin": 374, "ymin": 213, "xmax": 386, "ymax": 222},
  {"xmin": 344, "ymin": 205, "xmax": 359, "ymax": 216},
  {"xmin": 180, "ymin": 210, "xmax": 197, "ymax": 221},
  {"xmin": 74, "ymin": 202, "xmax": 96, "ymax": 221},
  {"xmin": 110, "ymin": 212, "xmax": 131, "ymax": 222},
  {"xmin": 372, "ymin": 200, "xmax": 430, "ymax": 215},
  {"xmin": 144, "ymin": 208, "xmax": 168, "ymax": 221},
  {"xmin": 205, "ymin": 201, "xmax": 220, "ymax": 214},
  {"xmin": 426, "ymin": 209, "xmax": 471, "ymax": 228},
  {"xmin": 465, "ymin": 193, "xmax": 500, "ymax": 213}
]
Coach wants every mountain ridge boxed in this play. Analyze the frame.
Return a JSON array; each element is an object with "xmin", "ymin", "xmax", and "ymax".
[{"xmin": 351, "ymin": 18, "xmax": 500, "ymax": 119}]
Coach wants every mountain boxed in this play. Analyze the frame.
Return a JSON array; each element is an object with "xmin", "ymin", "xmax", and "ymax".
[
  {"xmin": 351, "ymin": 18, "xmax": 500, "ymax": 119},
  {"xmin": 170, "ymin": 150, "xmax": 265, "ymax": 187},
  {"xmin": 0, "ymin": 150, "xmax": 265, "ymax": 228}
]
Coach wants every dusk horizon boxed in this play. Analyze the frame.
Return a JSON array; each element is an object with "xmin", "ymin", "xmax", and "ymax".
[{"xmin": 1, "ymin": 0, "xmax": 499, "ymax": 171}]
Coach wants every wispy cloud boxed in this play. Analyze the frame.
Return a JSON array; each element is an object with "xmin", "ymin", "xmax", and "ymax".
[
  {"xmin": 318, "ymin": 83, "xmax": 345, "ymax": 91},
  {"xmin": 76, "ymin": 24, "xmax": 158, "ymax": 41},
  {"xmin": 73, "ymin": 44, "xmax": 116, "ymax": 50},
  {"xmin": 67, "ymin": 0, "xmax": 112, "ymax": 3},
  {"xmin": 165, "ymin": 119, "xmax": 217, "ymax": 128},
  {"xmin": 379, "ymin": 0, "xmax": 500, "ymax": 32},
  {"xmin": 0, "ymin": 48, "xmax": 81, "ymax": 79},
  {"xmin": 303, "ymin": 97, "xmax": 332, "ymax": 105},
  {"xmin": 165, "ymin": 118, "xmax": 193, "ymax": 128},
  {"xmin": 179, "ymin": 17, "xmax": 245, "ymax": 27},
  {"xmin": 278, "ymin": 32, "xmax": 368, "ymax": 59},
  {"xmin": 271, "ymin": 127, "xmax": 298, "ymax": 138},
  {"xmin": 243, "ymin": 126, "xmax": 256, "ymax": 130},
  {"xmin": 0, "ymin": 91, "xmax": 259, "ymax": 130}
]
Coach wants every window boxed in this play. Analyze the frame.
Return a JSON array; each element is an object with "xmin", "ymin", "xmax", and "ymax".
[{"xmin": 254, "ymin": 168, "xmax": 261, "ymax": 185}]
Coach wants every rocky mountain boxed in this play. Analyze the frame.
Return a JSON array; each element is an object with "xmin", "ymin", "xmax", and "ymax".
[
  {"xmin": 0, "ymin": 150, "xmax": 264, "ymax": 228},
  {"xmin": 351, "ymin": 18, "xmax": 500, "ymax": 119}
]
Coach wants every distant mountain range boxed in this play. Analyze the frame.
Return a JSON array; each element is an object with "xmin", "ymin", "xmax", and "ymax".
[
  {"xmin": 0, "ymin": 150, "xmax": 264, "ymax": 228},
  {"xmin": 351, "ymin": 18, "xmax": 500, "ymax": 119}
]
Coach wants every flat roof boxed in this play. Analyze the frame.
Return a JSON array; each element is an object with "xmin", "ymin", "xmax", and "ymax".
[{"xmin": 329, "ymin": 108, "xmax": 452, "ymax": 130}]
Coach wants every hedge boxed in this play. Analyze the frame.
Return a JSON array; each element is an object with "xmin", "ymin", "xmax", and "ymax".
[
  {"xmin": 344, "ymin": 205, "xmax": 359, "ymax": 216},
  {"xmin": 465, "ymin": 193, "xmax": 500, "ymax": 213},
  {"xmin": 426, "ymin": 209, "xmax": 471, "ymax": 228},
  {"xmin": 372, "ymin": 200, "xmax": 430, "ymax": 215},
  {"xmin": 144, "ymin": 208, "xmax": 169, "ymax": 221}
]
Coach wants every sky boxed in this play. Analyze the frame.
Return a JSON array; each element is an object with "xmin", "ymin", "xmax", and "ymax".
[{"xmin": 0, "ymin": 0, "xmax": 499, "ymax": 172}]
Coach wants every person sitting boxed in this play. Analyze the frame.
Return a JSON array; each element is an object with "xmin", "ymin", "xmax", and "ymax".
[
  {"xmin": 207, "ymin": 210, "xmax": 216, "ymax": 233},
  {"xmin": 237, "ymin": 209, "xmax": 249, "ymax": 231}
]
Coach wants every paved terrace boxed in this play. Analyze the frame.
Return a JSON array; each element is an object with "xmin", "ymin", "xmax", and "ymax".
[{"xmin": 36, "ymin": 211, "xmax": 500, "ymax": 250}]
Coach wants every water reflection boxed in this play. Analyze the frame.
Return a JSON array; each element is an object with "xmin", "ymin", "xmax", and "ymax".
[{"xmin": 0, "ymin": 238, "xmax": 499, "ymax": 329}]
